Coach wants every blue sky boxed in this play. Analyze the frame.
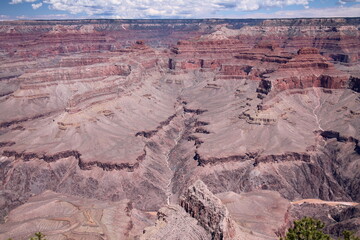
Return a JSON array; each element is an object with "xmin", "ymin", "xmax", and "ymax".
[{"xmin": 0, "ymin": 0, "xmax": 359, "ymax": 20}]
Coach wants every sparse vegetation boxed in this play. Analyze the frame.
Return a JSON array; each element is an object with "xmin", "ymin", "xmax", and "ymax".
[
  {"xmin": 282, "ymin": 217, "xmax": 330, "ymax": 240},
  {"xmin": 6, "ymin": 232, "xmax": 47, "ymax": 240},
  {"xmin": 341, "ymin": 230, "xmax": 360, "ymax": 240},
  {"xmin": 29, "ymin": 232, "xmax": 47, "ymax": 240},
  {"xmin": 281, "ymin": 217, "xmax": 360, "ymax": 240}
]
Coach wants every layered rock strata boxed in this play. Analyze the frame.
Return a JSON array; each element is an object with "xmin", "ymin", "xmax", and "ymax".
[{"xmin": 0, "ymin": 18, "xmax": 359, "ymax": 239}]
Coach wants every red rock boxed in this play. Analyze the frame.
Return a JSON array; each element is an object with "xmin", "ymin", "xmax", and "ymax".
[{"xmin": 298, "ymin": 47, "xmax": 320, "ymax": 55}]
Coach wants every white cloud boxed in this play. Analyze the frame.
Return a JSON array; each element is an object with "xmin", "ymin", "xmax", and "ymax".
[
  {"xmin": 21, "ymin": 13, "xmax": 73, "ymax": 19},
  {"xmin": 38, "ymin": 0, "xmax": 311, "ymax": 18},
  {"xmin": 32, "ymin": 2, "xmax": 43, "ymax": 9},
  {"xmin": 338, "ymin": 0, "xmax": 360, "ymax": 4},
  {"xmin": 1, "ymin": 13, "xmax": 71, "ymax": 20},
  {"xmin": 0, "ymin": 15, "xmax": 11, "ymax": 21},
  {"xmin": 9, "ymin": 0, "xmax": 360, "ymax": 18},
  {"xmin": 237, "ymin": 4, "xmax": 360, "ymax": 18},
  {"xmin": 16, "ymin": 15, "xmax": 27, "ymax": 19},
  {"xmin": 10, "ymin": 0, "xmax": 37, "ymax": 4}
]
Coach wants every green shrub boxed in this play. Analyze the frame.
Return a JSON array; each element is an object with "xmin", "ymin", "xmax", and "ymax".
[
  {"xmin": 29, "ymin": 232, "xmax": 46, "ymax": 240},
  {"xmin": 341, "ymin": 230, "xmax": 360, "ymax": 240},
  {"xmin": 282, "ymin": 217, "xmax": 330, "ymax": 240},
  {"xmin": 282, "ymin": 217, "xmax": 360, "ymax": 240}
]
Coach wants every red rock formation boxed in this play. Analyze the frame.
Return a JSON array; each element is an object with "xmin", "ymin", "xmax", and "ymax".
[{"xmin": 269, "ymin": 47, "xmax": 349, "ymax": 91}]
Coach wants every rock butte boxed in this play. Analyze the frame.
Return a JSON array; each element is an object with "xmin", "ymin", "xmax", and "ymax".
[{"xmin": 0, "ymin": 18, "xmax": 359, "ymax": 239}]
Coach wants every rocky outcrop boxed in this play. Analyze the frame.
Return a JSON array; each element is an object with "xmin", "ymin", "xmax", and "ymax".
[
  {"xmin": 254, "ymin": 152, "xmax": 311, "ymax": 166},
  {"xmin": 349, "ymin": 76, "xmax": 360, "ymax": 93},
  {"xmin": 239, "ymin": 109, "xmax": 277, "ymax": 125},
  {"xmin": 320, "ymin": 130, "xmax": 360, "ymax": 154},
  {"xmin": 141, "ymin": 205, "xmax": 210, "ymax": 240},
  {"xmin": 184, "ymin": 107, "xmax": 208, "ymax": 115},
  {"xmin": 135, "ymin": 114, "xmax": 177, "ymax": 138},
  {"xmin": 0, "ymin": 111, "xmax": 57, "ymax": 128},
  {"xmin": 2, "ymin": 148, "xmax": 146, "ymax": 172},
  {"xmin": 2, "ymin": 149, "xmax": 81, "ymax": 162},
  {"xmin": 179, "ymin": 180, "xmax": 238, "ymax": 240},
  {"xmin": 143, "ymin": 180, "xmax": 293, "ymax": 240},
  {"xmin": 297, "ymin": 47, "xmax": 320, "ymax": 55},
  {"xmin": 269, "ymin": 47, "xmax": 349, "ymax": 91},
  {"xmin": 194, "ymin": 151, "xmax": 258, "ymax": 166},
  {"xmin": 0, "ymin": 142, "xmax": 15, "ymax": 148},
  {"xmin": 256, "ymin": 79, "xmax": 272, "ymax": 95},
  {"xmin": 327, "ymin": 205, "xmax": 360, "ymax": 237}
]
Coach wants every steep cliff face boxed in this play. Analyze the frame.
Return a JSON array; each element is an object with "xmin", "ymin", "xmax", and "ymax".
[
  {"xmin": 143, "ymin": 180, "xmax": 291, "ymax": 240},
  {"xmin": 0, "ymin": 18, "xmax": 359, "ymax": 239},
  {"xmin": 141, "ymin": 205, "xmax": 211, "ymax": 240},
  {"xmin": 269, "ymin": 47, "xmax": 349, "ymax": 91},
  {"xmin": 179, "ymin": 180, "xmax": 238, "ymax": 240}
]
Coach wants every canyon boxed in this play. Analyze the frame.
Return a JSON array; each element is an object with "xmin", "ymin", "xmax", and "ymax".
[{"xmin": 0, "ymin": 18, "xmax": 359, "ymax": 239}]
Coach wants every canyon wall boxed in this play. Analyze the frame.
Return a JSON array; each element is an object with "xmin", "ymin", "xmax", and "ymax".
[{"xmin": 0, "ymin": 18, "xmax": 359, "ymax": 239}]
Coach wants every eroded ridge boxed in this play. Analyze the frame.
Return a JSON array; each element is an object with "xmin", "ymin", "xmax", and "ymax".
[{"xmin": 2, "ymin": 149, "xmax": 146, "ymax": 172}]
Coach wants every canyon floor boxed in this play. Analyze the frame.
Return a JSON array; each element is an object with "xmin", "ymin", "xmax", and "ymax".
[{"xmin": 0, "ymin": 18, "xmax": 359, "ymax": 240}]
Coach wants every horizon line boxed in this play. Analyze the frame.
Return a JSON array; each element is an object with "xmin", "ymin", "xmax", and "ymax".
[{"xmin": 1, "ymin": 16, "xmax": 360, "ymax": 22}]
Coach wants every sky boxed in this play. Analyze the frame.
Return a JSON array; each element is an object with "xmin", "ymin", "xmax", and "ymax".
[{"xmin": 0, "ymin": 0, "xmax": 359, "ymax": 20}]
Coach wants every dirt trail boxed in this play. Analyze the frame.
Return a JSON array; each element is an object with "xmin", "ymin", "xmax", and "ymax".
[{"xmin": 291, "ymin": 199, "xmax": 359, "ymax": 206}]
